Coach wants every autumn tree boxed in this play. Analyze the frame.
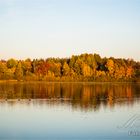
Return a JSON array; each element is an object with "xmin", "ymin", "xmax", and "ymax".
[
  {"xmin": 0, "ymin": 61, "xmax": 8, "ymax": 79},
  {"xmin": 82, "ymin": 63, "xmax": 92, "ymax": 77},
  {"xmin": 73, "ymin": 58, "xmax": 83, "ymax": 76},
  {"xmin": 7, "ymin": 58, "xmax": 17, "ymax": 69},
  {"xmin": 62, "ymin": 62, "xmax": 70, "ymax": 76},
  {"xmin": 22, "ymin": 58, "xmax": 32, "ymax": 74},
  {"xmin": 106, "ymin": 59, "xmax": 115, "ymax": 77},
  {"xmin": 15, "ymin": 62, "xmax": 23, "ymax": 80}
]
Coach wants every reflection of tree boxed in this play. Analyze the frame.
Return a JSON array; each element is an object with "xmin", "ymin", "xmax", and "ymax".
[
  {"xmin": 126, "ymin": 85, "xmax": 132, "ymax": 100},
  {"xmin": 0, "ymin": 82, "xmax": 139, "ymax": 111},
  {"xmin": 108, "ymin": 88, "xmax": 114, "ymax": 107}
]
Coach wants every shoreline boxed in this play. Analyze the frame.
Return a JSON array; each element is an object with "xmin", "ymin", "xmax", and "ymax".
[{"xmin": 0, "ymin": 80, "xmax": 139, "ymax": 84}]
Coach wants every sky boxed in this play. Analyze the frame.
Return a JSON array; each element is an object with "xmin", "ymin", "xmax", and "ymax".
[{"xmin": 0, "ymin": 0, "xmax": 140, "ymax": 61}]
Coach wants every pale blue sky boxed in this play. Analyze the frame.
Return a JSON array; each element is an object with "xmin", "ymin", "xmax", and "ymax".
[{"xmin": 0, "ymin": 0, "xmax": 140, "ymax": 60}]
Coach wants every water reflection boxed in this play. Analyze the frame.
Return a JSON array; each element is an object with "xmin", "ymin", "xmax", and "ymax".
[{"xmin": 0, "ymin": 82, "xmax": 140, "ymax": 111}]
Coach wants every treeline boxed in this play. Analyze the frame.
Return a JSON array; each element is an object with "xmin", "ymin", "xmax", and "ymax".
[{"xmin": 0, "ymin": 53, "xmax": 140, "ymax": 82}]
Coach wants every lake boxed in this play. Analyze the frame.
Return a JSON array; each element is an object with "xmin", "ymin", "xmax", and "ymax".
[{"xmin": 0, "ymin": 82, "xmax": 140, "ymax": 140}]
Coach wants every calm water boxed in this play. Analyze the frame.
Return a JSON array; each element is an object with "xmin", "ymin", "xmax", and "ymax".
[{"xmin": 0, "ymin": 82, "xmax": 140, "ymax": 140}]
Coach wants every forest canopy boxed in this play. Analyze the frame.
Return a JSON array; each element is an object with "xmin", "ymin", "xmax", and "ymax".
[{"xmin": 0, "ymin": 53, "xmax": 140, "ymax": 82}]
